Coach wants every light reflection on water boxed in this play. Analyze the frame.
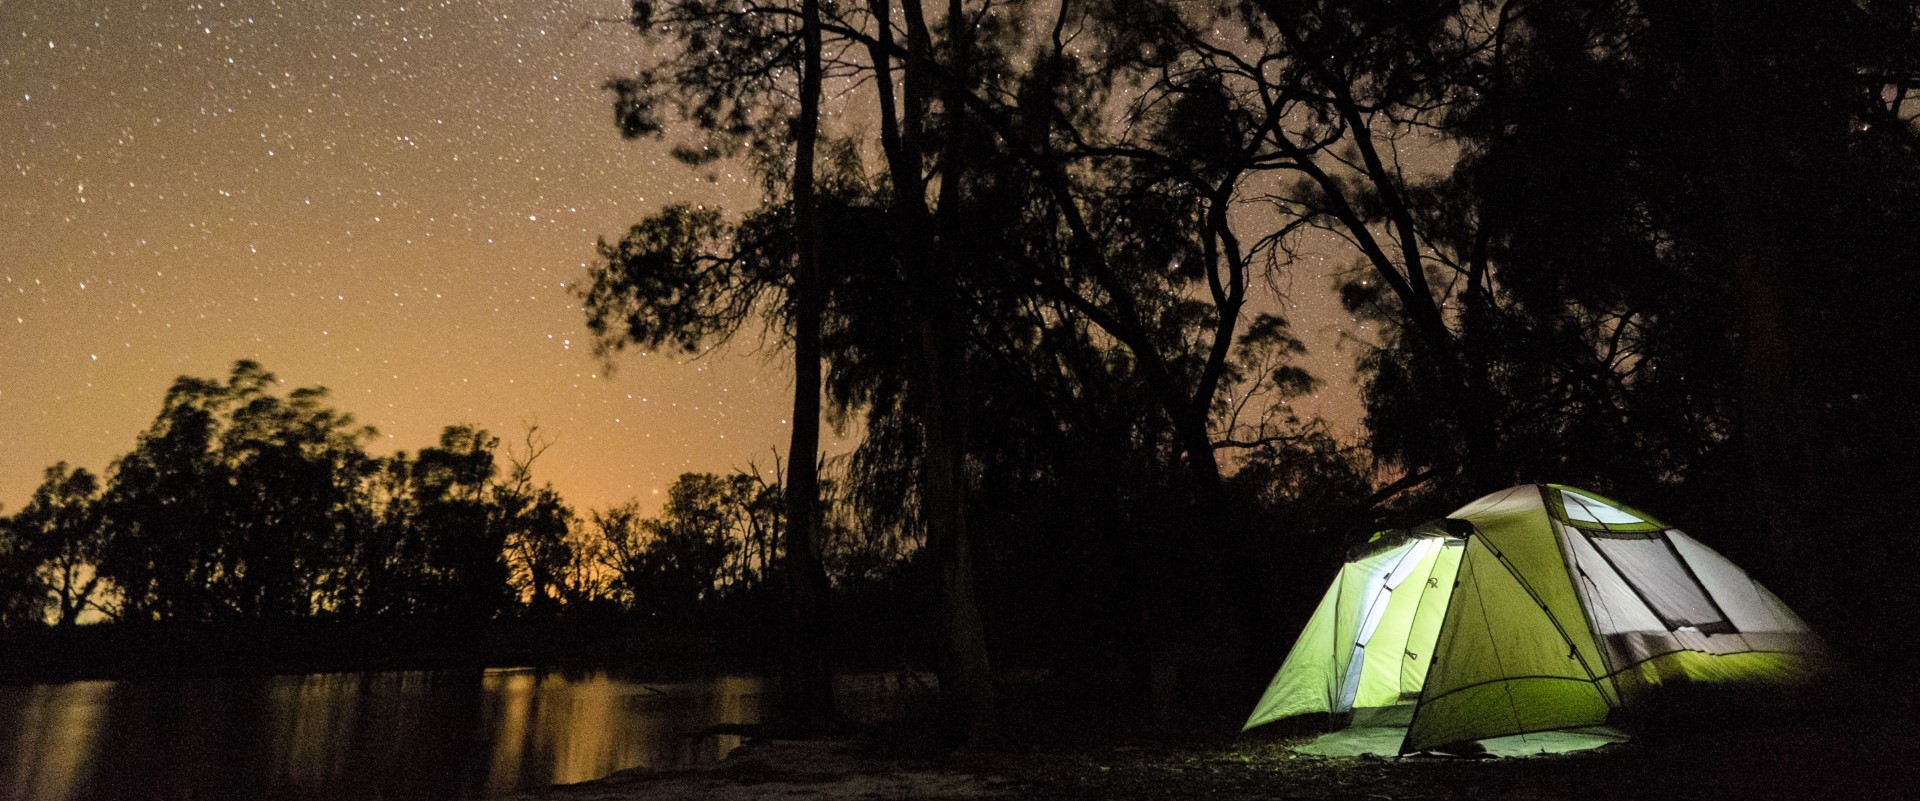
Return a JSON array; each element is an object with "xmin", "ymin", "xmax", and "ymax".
[{"xmin": 0, "ymin": 669, "xmax": 926, "ymax": 801}]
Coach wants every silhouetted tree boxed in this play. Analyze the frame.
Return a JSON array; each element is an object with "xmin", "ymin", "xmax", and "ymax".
[
  {"xmin": 13, "ymin": 362, "xmax": 860, "ymax": 634},
  {"xmin": 3, "ymin": 463, "xmax": 109, "ymax": 626},
  {"xmin": 591, "ymin": 501, "xmax": 649, "ymax": 609},
  {"xmin": 407, "ymin": 425, "xmax": 513, "ymax": 620},
  {"xmin": 221, "ymin": 374, "xmax": 379, "ymax": 618},
  {"xmin": 596, "ymin": 0, "xmax": 1355, "ymax": 725},
  {"xmin": 0, "ymin": 509, "xmax": 39, "ymax": 626},
  {"xmin": 95, "ymin": 362, "xmax": 378, "ymax": 621},
  {"xmin": 496, "ymin": 427, "xmax": 576, "ymax": 614},
  {"xmin": 598, "ymin": 0, "xmax": 848, "ymax": 733},
  {"xmin": 597, "ymin": 475, "xmax": 742, "ymax": 619},
  {"xmin": 340, "ymin": 424, "xmax": 512, "ymax": 619},
  {"xmin": 778, "ymin": 0, "xmax": 838, "ymax": 737},
  {"xmin": 96, "ymin": 371, "xmax": 236, "ymax": 621},
  {"xmin": 556, "ymin": 516, "xmax": 617, "ymax": 608}
]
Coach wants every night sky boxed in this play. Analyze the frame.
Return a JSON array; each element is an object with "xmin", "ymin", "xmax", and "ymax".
[{"xmin": 2, "ymin": 0, "xmax": 1364, "ymax": 516}]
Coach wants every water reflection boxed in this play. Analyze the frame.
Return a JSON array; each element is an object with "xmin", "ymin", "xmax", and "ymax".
[
  {"xmin": 0, "ymin": 669, "xmax": 920, "ymax": 801},
  {"xmin": 1, "ymin": 681, "xmax": 109, "ymax": 801}
]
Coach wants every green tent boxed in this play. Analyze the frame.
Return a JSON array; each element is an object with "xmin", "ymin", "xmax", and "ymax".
[{"xmin": 1244, "ymin": 484, "xmax": 1827, "ymax": 753}]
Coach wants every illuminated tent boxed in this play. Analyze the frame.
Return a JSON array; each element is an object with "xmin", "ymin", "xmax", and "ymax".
[{"xmin": 1244, "ymin": 484, "xmax": 1827, "ymax": 753}]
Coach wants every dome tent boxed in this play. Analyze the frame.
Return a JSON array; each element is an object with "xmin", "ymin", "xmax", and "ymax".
[{"xmin": 1244, "ymin": 484, "xmax": 1827, "ymax": 754}]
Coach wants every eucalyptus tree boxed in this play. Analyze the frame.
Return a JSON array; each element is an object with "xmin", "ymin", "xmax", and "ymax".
[
  {"xmin": 592, "ymin": 0, "xmax": 1039, "ymax": 739},
  {"xmin": 0, "ymin": 511, "xmax": 42, "ymax": 626},
  {"xmin": 97, "ymin": 361, "xmax": 378, "ymax": 621},
  {"xmin": 495, "ymin": 428, "xmax": 576, "ymax": 615},
  {"xmin": 26, "ymin": 465, "xmax": 108, "ymax": 626},
  {"xmin": 806, "ymin": 0, "xmax": 1341, "ymax": 673},
  {"xmin": 1050, "ymin": 1, "xmax": 1628, "ymax": 499},
  {"xmin": 218, "ymin": 368, "xmax": 380, "ymax": 617},
  {"xmin": 593, "ymin": 472, "xmax": 790, "ymax": 619},
  {"xmin": 96, "ymin": 372, "xmax": 237, "ymax": 621},
  {"xmin": 594, "ymin": 0, "xmax": 840, "ymax": 733},
  {"xmin": 0, "ymin": 463, "xmax": 107, "ymax": 626},
  {"xmin": 591, "ymin": 0, "xmax": 1345, "ymax": 710},
  {"xmin": 784, "ymin": 0, "xmax": 838, "ymax": 732},
  {"xmin": 1127, "ymin": 0, "xmax": 1506, "ymax": 495},
  {"xmin": 596, "ymin": 480, "xmax": 736, "ymax": 619},
  {"xmin": 403, "ymin": 425, "xmax": 513, "ymax": 620}
]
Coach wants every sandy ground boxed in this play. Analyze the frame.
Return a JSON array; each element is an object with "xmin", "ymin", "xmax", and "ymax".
[
  {"xmin": 503, "ymin": 704, "xmax": 1915, "ymax": 801},
  {"xmin": 502, "ymin": 680, "xmax": 1915, "ymax": 801},
  {"xmin": 496, "ymin": 738, "xmax": 1011, "ymax": 801}
]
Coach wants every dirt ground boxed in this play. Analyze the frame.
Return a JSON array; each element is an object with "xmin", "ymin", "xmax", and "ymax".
[{"xmin": 507, "ymin": 703, "xmax": 1915, "ymax": 801}]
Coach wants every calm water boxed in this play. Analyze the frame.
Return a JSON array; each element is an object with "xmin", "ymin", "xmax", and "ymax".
[{"xmin": 0, "ymin": 668, "xmax": 928, "ymax": 801}]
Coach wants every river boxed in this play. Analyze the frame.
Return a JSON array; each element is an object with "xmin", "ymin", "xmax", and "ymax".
[{"xmin": 0, "ymin": 668, "xmax": 929, "ymax": 801}]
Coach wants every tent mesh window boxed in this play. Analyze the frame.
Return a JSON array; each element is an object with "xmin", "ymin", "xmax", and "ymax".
[
  {"xmin": 1556, "ymin": 489, "xmax": 1735, "ymax": 635},
  {"xmin": 1581, "ymin": 531, "xmax": 1735, "ymax": 634}
]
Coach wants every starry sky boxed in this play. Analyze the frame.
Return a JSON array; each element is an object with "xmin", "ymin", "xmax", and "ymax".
[{"xmin": 1, "ymin": 0, "xmax": 1365, "ymax": 516}]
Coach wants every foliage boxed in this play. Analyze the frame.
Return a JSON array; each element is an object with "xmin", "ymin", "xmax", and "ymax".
[
  {"xmin": 600, "ymin": 475, "xmax": 741, "ymax": 618},
  {"xmin": 0, "ymin": 463, "xmax": 106, "ymax": 626},
  {"xmin": 0, "ymin": 363, "xmax": 850, "ymax": 630},
  {"xmin": 581, "ymin": 204, "xmax": 768, "ymax": 358},
  {"xmin": 93, "ymin": 362, "xmax": 378, "ymax": 621},
  {"xmin": 359, "ymin": 426, "xmax": 512, "ymax": 619}
]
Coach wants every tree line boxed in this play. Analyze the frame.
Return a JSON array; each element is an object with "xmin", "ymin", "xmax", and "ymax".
[{"xmin": 0, "ymin": 360, "xmax": 906, "ymax": 629}]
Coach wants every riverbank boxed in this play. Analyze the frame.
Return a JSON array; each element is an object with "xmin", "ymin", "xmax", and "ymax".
[{"xmin": 511, "ymin": 696, "xmax": 1915, "ymax": 801}]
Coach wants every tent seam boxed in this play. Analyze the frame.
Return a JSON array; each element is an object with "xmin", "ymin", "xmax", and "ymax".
[{"xmin": 1477, "ymin": 535, "xmax": 1609, "ymax": 688}]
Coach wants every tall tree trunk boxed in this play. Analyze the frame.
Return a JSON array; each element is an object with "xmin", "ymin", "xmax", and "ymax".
[
  {"xmin": 1168, "ymin": 408, "xmax": 1280, "ymax": 675},
  {"xmin": 919, "ymin": 300, "xmax": 996, "ymax": 746},
  {"xmin": 888, "ymin": 0, "xmax": 997, "ymax": 747},
  {"xmin": 779, "ymin": 0, "xmax": 835, "ymax": 736},
  {"xmin": 1708, "ymin": 2, "xmax": 1823, "ymax": 620}
]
